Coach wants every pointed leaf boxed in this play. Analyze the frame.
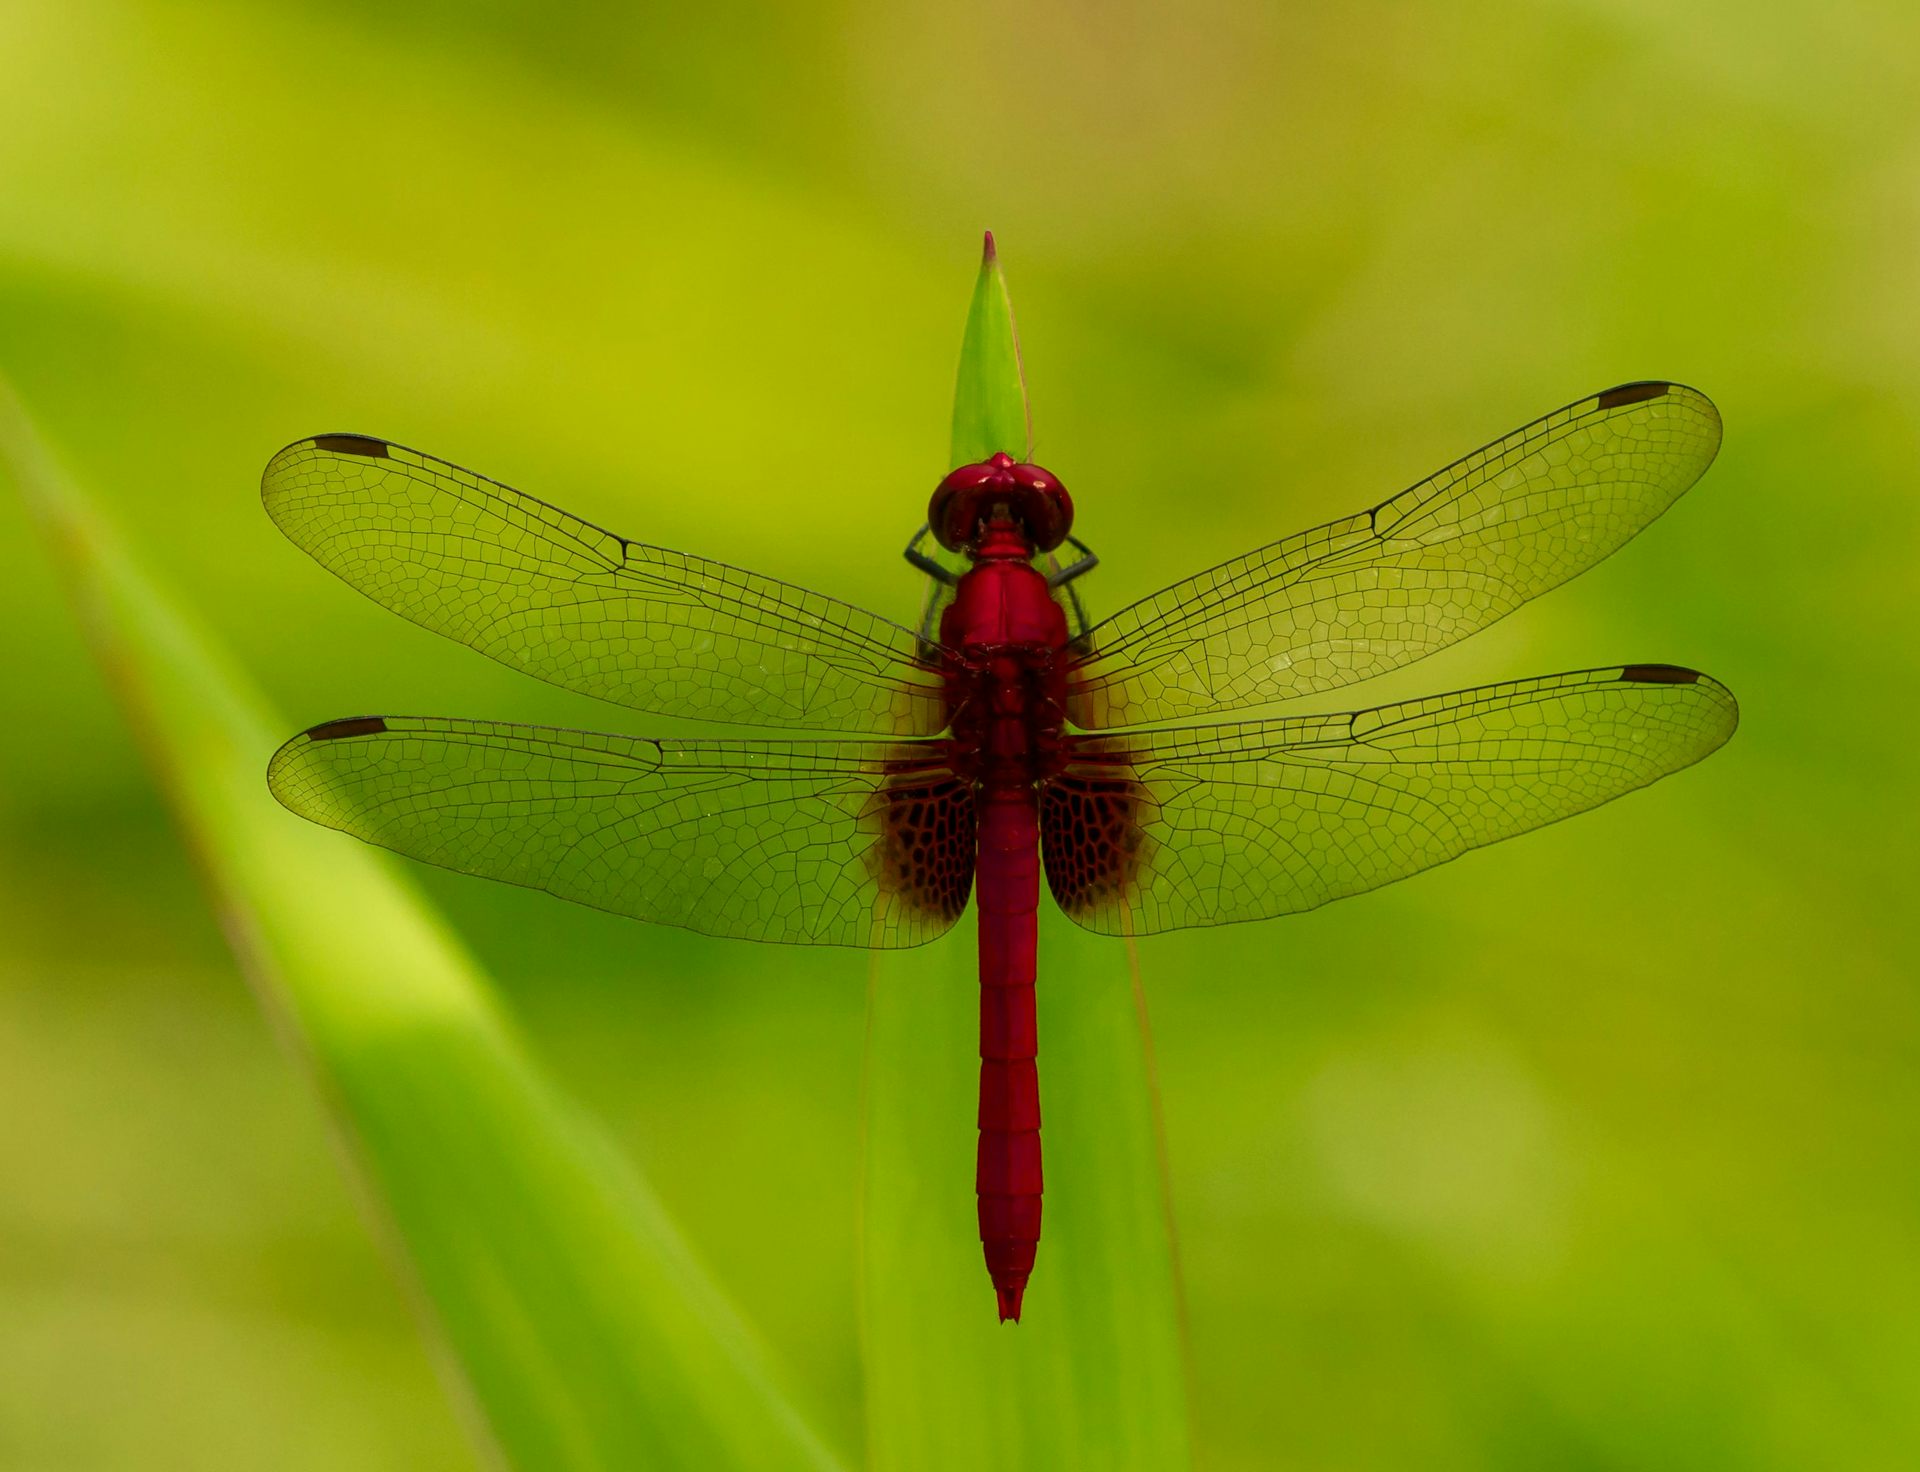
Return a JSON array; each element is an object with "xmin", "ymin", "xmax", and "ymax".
[
  {"xmin": 862, "ymin": 242, "xmax": 1192, "ymax": 1469},
  {"xmin": 950, "ymin": 230, "xmax": 1033, "ymax": 465}
]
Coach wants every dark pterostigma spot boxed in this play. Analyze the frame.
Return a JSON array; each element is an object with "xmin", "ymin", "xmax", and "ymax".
[
  {"xmin": 1618, "ymin": 664, "xmax": 1700, "ymax": 685},
  {"xmin": 307, "ymin": 716, "xmax": 390, "ymax": 741},
  {"xmin": 1596, "ymin": 382, "xmax": 1670, "ymax": 410},
  {"xmin": 312, "ymin": 434, "xmax": 390, "ymax": 458}
]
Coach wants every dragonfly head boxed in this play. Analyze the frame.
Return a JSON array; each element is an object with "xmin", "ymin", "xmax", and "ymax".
[{"xmin": 929, "ymin": 452, "xmax": 1073, "ymax": 556}]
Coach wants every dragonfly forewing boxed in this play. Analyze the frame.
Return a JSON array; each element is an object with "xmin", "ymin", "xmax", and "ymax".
[
  {"xmin": 263, "ymin": 436, "xmax": 949, "ymax": 735},
  {"xmin": 1068, "ymin": 383, "xmax": 1722, "ymax": 727}
]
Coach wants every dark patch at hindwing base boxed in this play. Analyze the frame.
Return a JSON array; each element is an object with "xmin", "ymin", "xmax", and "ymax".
[
  {"xmin": 1040, "ymin": 763, "xmax": 1154, "ymax": 919},
  {"xmin": 864, "ymin": 769, "xmax": 976, "ymax": 923}
]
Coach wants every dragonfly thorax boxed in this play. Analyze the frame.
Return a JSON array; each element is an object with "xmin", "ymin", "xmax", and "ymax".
[{"xmin": 929, "ymin": 451, "xmax": 1073, "ymax": 555}]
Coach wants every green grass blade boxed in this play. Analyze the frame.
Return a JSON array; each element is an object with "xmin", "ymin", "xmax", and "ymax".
[
  {"xmin": 949, "ymin": 231, "xmax": 1033, "ymax": 464},
  {"xmin": 2, "ymin": 381, "xmax": 844, "ymax": 1472},
  {"xmin": 859, "ymin": 240, "xmax": 1192, "ymax": 1469}
]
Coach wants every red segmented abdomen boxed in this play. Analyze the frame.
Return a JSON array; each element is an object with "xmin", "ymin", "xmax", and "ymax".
[{"xmin": 975, "ymin": 785, "xmax": 1042, "ymax": 1322}]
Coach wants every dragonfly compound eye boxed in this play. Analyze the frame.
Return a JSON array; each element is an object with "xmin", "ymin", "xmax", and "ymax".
[
  {"xmin": 930, "ymin": 453, "xmax": 1011, "ymax": 551},
  {"xmin": 1011, "ymin": 463, "xmax": 1072, "ymax": 552},
  {"xmin": 930, "ymin": 453, "xmax": 1072, "ymax": 553}
]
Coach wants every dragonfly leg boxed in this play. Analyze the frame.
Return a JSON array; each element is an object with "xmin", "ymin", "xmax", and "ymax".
[
  {"xmin": 903, "ymin": 523, "xmax": 959, "ymax": 585},
  {"xmin": 1044, "ymin": 534, "xmax": 1099, "ymax": 590},
  {"xmin": 1046, "ymin": 534, "xmax": 1099, "ymax": 644}
]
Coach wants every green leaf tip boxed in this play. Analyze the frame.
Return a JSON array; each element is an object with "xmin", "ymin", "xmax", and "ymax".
[{"xmin": 949, "ymin": 229, "xmax": 1032, "ymax": 468}]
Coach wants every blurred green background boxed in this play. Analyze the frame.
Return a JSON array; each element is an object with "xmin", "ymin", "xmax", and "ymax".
[{"xmin": 3, "ymin": 1, "xmax": 1917, "ymax": 1468}]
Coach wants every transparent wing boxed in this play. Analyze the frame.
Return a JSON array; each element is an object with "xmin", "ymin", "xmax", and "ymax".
[
  {"xmin": 268, "ymin": 716, "xmax": 973, "ymax": 947},
  {"xmin": 1043, "ymin": 665, "xmax": 1737, "ymax": 935},
  {"xmin": 1069, "ymin": 383, "xmax": 1721, "ymax": 727},
  {"xmin": 263, "ymin": 436, "xmax": 949, "ymax": 734}
]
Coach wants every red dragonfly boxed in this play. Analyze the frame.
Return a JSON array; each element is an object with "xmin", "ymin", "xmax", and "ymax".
[{"xmin": 264, "ymin": 381, "xmax": 1736, "ymax": 1321}]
